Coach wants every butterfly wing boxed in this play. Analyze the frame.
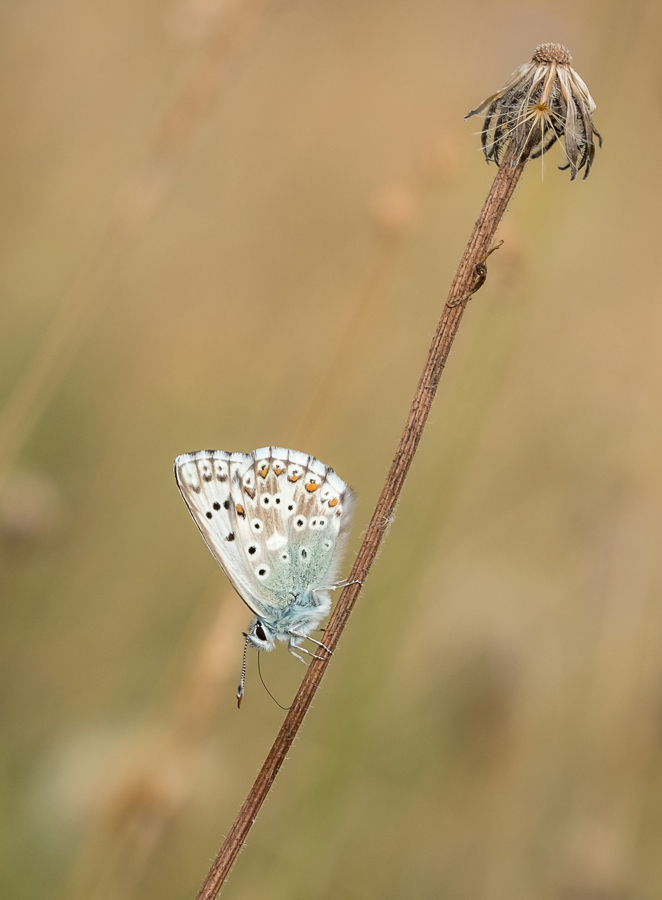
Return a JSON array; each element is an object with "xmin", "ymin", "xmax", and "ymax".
[
  {"xmin": 236, "ymin": 448, "xmax": 354, "ymax": 610},
  {"xmin": 174, "ymin": 450, "xmax": 271, "ymax": 618},
  {"xmin": 175, "ymin": 448, "xmax": 354, "ymax": 628}
]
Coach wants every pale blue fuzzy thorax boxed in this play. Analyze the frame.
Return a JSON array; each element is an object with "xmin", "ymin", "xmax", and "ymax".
[{"xmin": 253, "ymin": 588, "xmax": 332, "ymax": 642}]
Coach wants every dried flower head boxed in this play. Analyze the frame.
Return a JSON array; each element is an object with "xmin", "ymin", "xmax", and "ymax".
[{"xmin": 466, "ymin": 43, "xmax": 602, "ymax": 180}]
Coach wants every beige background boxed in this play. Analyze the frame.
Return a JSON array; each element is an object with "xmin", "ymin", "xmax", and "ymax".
[{"xmin": 0, "ymin": 0, "xmax": 659, "ymax": 897}]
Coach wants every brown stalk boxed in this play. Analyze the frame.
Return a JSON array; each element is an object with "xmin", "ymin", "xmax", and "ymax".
[{"xmin": 195, "ymin": 142, "xmax": 526, "ymax": 900}]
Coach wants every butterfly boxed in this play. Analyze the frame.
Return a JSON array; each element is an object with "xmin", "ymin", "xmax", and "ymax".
[{"xmin": 174, "ymin": 447, "xmax": 355, "ymax": 705}]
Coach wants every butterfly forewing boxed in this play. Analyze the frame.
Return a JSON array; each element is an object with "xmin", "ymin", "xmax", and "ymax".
[
  {"xmin": 174, "ymin": 450, "xmax": 269, "ymax": 618},
  {"xmin": 175, "ymin": 447, "xmax": 354, "ymax": 627}
]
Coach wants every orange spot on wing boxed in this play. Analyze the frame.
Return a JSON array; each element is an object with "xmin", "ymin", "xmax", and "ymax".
[
  {"xmin": 258, "ymin": 464, "xmax": 269, "ymax": 478},
  {"xmin": 305, "ymin": 482, "xmax": 319, "ymax": 493},
  {"xmin": 288, "ymin": 473, "xmax": 301, "ymax": 482},
  {"xmin": 273, "ymin": 465, "xmax": 284, "ymax": 476},
  {"xmin": 236, "ymin": 504, "xmax": 246, "ymax": 518},
  {"xmin": 328, "ymin": 498, "xmax": 338, "ymax": 507}
]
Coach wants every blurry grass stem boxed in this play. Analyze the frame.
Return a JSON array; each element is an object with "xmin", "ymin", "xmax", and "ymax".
[
  {"xmin": 0, "ymin": 0, "xmax": 275, "ymax": 493},
  {"xmin": 59, "ymin": 129, "xmax": 439, "ymax": 900},
  {"xmin": 195, "ymin": 142, "xmax": 527, "ymax": 899},
  {"xmin": 55, "ymin": 598, "xmax": 247, "ymax": 900}
]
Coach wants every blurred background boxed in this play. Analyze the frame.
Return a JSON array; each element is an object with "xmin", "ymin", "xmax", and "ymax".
[{"xmin": 0, "ymin": 0, "xmax": 659, "ymax": 897}]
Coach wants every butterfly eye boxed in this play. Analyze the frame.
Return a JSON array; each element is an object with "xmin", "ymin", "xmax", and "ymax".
[{"xmin": 255, "ymin": 622, "xmax": 267, "ymax": 641}]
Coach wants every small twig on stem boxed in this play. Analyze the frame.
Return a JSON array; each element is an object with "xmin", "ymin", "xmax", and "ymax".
[{"xmin": 194, "ymin": 141, "xmax": 526, "ymax": 900}]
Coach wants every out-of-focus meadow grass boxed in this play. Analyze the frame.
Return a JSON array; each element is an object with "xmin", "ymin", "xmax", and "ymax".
[{"xmin": 1, "ymin": 0, "xmax": 661, "ymax": 897}]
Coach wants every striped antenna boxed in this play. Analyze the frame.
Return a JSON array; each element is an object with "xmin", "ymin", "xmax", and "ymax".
[{"xmin": 236, "ymin": 633, "xmax": 250, "ymax": 708}]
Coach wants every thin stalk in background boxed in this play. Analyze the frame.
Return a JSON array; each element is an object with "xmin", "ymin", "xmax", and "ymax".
[
  {"xmin": 0, "ymin": 0, "xmax": 276, "ymax": 493},
  {"xmin": 54, "ymin": 156, "xmax": 426, "ymax": 900},
  {"xmin": 193, "ymin": 42, "xmax": 602, "ymax": 899}
]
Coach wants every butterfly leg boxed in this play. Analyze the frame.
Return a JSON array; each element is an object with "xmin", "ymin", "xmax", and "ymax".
[
  {"xmin": 325, "ymin": 578, "xmax": 364, "ymax": 590},
  {"xmin": 310, "ymin": 580, "xmax": 362, "ymax": 605},
  {"xmin": 307, "ymin": 636, "xmax": 333, "ymax": 654},
  {"xmin": 287, "ymin": 639, "xmax": 325, "ymax": 662},
  {"xmin": 288, "ymin": 630, "xmax": 332, "ymax": 656}
]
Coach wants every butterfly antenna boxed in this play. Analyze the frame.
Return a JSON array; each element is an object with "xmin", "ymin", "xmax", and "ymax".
[
  {"xmin": 237, "ymin": 633, "xmax": 250, "ymax": 709},
  {"xmin": 257, "ymin": 652, "xmax": 291, "ymax": 711}
]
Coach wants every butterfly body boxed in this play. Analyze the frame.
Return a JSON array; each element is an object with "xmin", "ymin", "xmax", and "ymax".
[{"xmin": 174, "ymin": 447, "xmax": 354, "ymax": 680}]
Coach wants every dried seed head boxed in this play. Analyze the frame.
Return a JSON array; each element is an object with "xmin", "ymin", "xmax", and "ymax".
[
  {"xmin": 531, "ymin": 43, "xmax": 571, "ymax": 66},
  {"xmin": 466, "ymin": 43, "xmax": 602, "ymax": 180}
]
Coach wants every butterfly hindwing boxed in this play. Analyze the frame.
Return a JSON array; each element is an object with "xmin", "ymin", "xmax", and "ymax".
[{"xmin": 241, "ymin": 449, "xmax": 353, "ymax": 610}]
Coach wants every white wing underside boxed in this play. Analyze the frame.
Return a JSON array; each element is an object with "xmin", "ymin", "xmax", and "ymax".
[{"xmin": 174, "ymin": 447, "xmax": 354, "ymax": 622}]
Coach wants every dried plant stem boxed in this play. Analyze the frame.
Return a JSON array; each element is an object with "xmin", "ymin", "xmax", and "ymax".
[{"xmin": 195, "ymin": 144, "xmax": 526, "ymax": 900}]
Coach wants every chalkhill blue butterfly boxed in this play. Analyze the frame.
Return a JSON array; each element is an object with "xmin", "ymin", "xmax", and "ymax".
[{"xmin": 174, "ymin": 447, "xmax": 354, "ymax": 705}]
